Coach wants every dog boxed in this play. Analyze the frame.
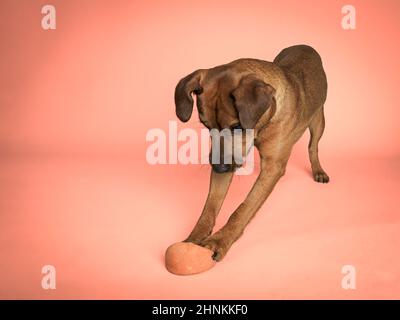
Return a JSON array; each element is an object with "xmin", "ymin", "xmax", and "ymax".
[{"xmin": 174, "ymin": 45, "xmax": 329, "ymax": 261}]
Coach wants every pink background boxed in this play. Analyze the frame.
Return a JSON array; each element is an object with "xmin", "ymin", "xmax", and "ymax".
[{"xmin": 0, "ymin": 0, "xmax": 399, "ymax": 299}]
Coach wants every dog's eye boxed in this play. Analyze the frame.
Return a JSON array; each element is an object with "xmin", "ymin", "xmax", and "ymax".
[
  {"xmin": 193, "ymin": 87, "xmax": 203, "ymax": 95},
  {"xmin": 231, "ymin": 123, "xmax": 242, "ymax": 130}
]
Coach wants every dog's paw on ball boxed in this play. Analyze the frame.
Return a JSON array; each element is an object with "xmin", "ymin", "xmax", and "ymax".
[{"xmin": 165, "ymin": 242, "xmax": 216, "ymax": 275}]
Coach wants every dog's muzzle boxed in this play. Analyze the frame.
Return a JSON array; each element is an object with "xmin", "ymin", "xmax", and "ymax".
[{"xmin": 211, "ymin": 163, "xmax": 232, "ymax": 173}]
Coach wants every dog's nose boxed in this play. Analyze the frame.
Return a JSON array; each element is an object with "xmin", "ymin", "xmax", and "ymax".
[{"xmin": 212, "ymin": 164, "xmax": 231, "ymax": 173}]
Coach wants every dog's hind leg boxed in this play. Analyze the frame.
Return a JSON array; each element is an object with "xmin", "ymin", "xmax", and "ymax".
[{"xmin": 308, "ymin": 107, "xmax": 329, "ymax": 183}]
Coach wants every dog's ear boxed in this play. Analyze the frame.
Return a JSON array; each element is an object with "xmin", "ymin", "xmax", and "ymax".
[
  {"xmin": 174, "ymin": 70, "xmax": 204, "ymax": 122},
  {"xmin": 231, "ymin": 75, "xmax": 276, "ymax": 129}
]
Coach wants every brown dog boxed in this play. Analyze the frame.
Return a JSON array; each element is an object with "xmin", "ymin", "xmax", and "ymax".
[{"xmin": 174, "ymin": 45, "xmax": 329, "ymax": 261}]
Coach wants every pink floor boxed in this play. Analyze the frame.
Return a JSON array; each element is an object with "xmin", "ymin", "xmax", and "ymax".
[{"xmin": 1, "ymin": 140, "xmax": 399, "ymax": 299}]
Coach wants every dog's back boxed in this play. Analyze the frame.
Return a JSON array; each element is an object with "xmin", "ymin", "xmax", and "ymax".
[{"xmin": 274, "ymin": 45, "xmax": 327, "ymax": 115}]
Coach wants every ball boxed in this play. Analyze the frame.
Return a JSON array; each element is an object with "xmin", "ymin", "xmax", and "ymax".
[{"xmin": 165, "ymin": 242, "xmax": 216, "ymax": 275}]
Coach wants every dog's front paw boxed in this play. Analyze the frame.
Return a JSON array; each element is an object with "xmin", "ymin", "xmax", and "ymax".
[{"xmin": 200, "ymin": 234, "xmax": 230, "ymax": 262}]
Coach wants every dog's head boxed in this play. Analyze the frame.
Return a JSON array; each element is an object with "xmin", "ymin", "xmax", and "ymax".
[{"xmin": 174, "ymin": 65, "xmax": 276, "ymax": 173}]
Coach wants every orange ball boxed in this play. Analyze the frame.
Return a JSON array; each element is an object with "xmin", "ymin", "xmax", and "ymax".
[{"xmin": 165, "ymin": 242, "xmax": 216, "ymax": 275}]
